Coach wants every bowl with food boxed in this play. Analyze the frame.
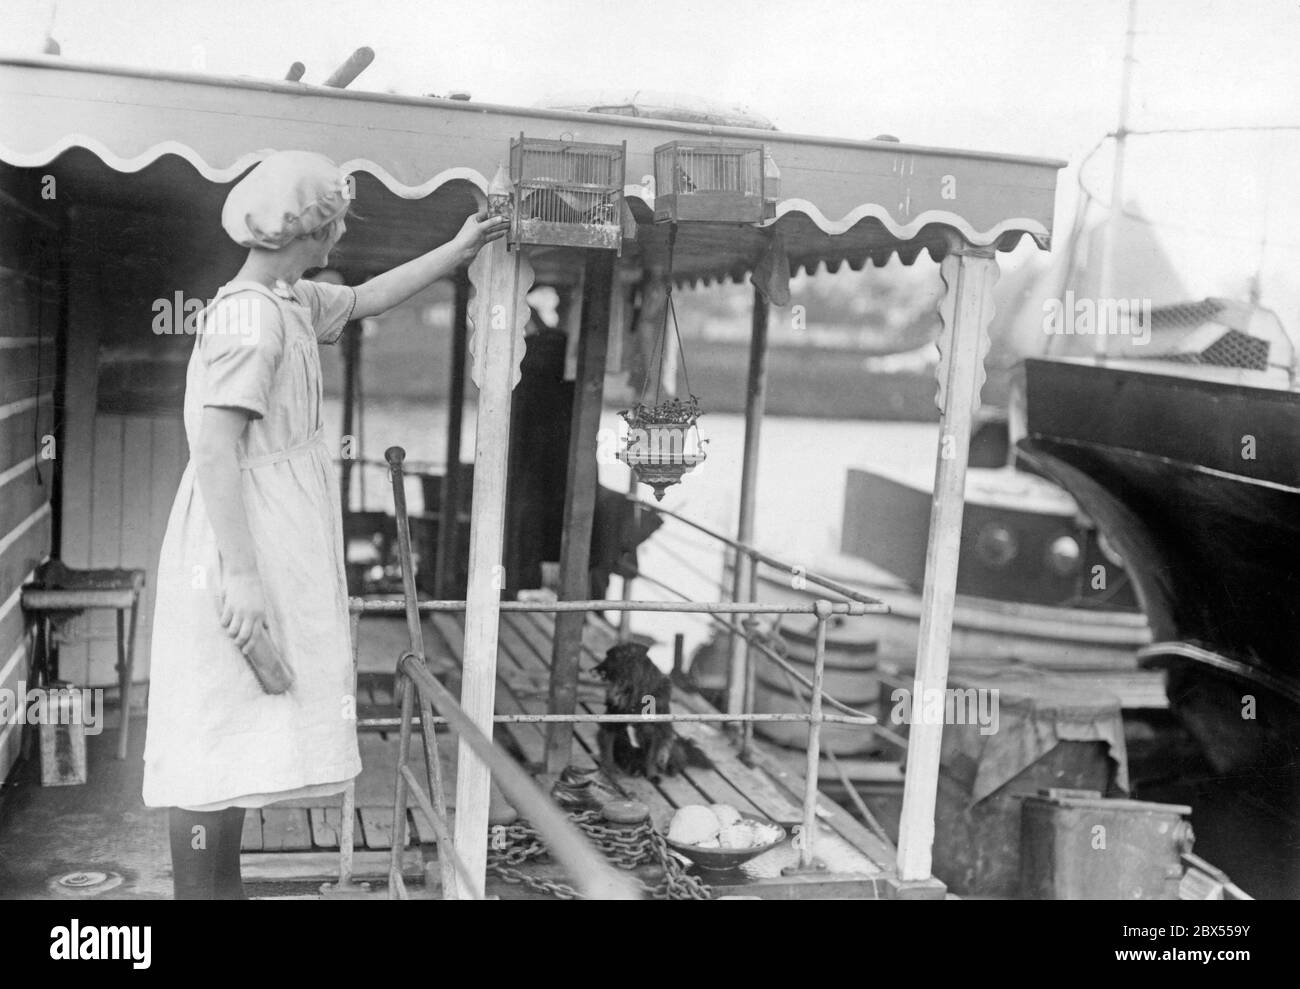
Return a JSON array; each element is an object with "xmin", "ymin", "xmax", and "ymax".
[{"xmin": 663, "ymin": 803, "xmax": 787, "ymax": 871}]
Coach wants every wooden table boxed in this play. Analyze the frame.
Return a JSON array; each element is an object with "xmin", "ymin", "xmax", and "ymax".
[{"xmin": 22, "ymin": 564, "xmax": 145, "ymax": 760}]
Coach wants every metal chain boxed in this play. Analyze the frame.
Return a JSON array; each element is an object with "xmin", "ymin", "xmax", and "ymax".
[{"xmin": 484, "ymin": 811, "xmax": 713, "ymax": 901}]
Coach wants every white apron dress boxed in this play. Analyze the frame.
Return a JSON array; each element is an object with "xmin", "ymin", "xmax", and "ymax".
[{"xmin": 142, "ymin": 277, "xmax": 363, "ymax": 810}]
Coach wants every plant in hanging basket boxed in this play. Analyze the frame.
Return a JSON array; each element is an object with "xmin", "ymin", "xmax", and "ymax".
[{"xmin": 617, "ymin": 396, "xmax": 708, "ymax": 501}]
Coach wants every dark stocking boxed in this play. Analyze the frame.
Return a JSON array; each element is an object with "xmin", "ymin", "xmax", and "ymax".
[
  {"xmin": 168, "ymin": 808, "xmax": 224, "ymax": 900},
  {"xmin": 215, "ymin": 807, "xmax": 248, "ymax": 900},
  {"xmin": 168, "ymin": 807, "xmax": 249, "ymax": 900}
]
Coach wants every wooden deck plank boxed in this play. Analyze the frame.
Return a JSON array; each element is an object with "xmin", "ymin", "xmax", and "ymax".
[
  {"xmin": 309, "ymin": 806, "xmax": 353, "ymax": 850},
  {"xmin": 546, "ymin": 612, "xmax": 786, "ymax": 818},
  {"xmin": 410, "ymin": 806, "xmax": 440, "ymax": 845},
  {"xmin": 435, "ymin": 611, "xmax": 549, "ymax": 767},
  {"xmin": 363, "ymin": 609, "xmax": 886, "ymax": 876},
  {"xmin": 736, "ymin": 730, "xmax": 897, "ymax": 869},
  {"xmin": 516, "ymin": 612, "xmax": 723, "ymax": 816},
  {"xmin": 260, "ymin": 808, "xmax": 313, "ymax": 851},
  {"xmin": 671, "ymin": 686, "xmax": 894, "ymax": 861},
  {"xmin": 357, "ymin": 807, "xmax": 409, "ymax": 850},
  {"xmin": 676, "ymin": 761, "xmax": 771, "ymax": 817},
  {"xmin": 646, "ymin": 766, "xmax": 709, "ymax": 808},
  {"xmin": 241, "ymin": 849, "xmax": 423, "ymax": 882},
  {"xmin": 542, "ymin": 612, "xmax": 891, "ymax": 869},
  {"xmin": 503, "ymin": 610, "xmax": 607, "ymax": 703},
  {"xmin": 502, "ymin": 613, "xmax": 680, "ymax": 820},
  {"xmin": 352, "ymin": 731, "xmax": 439, "ymax": 809}
]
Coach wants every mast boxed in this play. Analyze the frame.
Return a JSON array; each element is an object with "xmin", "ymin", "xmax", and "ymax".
[{"xmin": 1096, "ymin": 0, "xmax": 1139, "ymax": 358}]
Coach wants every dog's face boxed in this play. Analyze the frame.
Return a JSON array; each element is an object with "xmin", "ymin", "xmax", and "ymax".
[
  {"xmin": 596, "ymin": 643, "xmax": 666, "ymax": 713},
  {"xmin": 594, "ymin": 643, "xmax": 652, "ymax": 684}
]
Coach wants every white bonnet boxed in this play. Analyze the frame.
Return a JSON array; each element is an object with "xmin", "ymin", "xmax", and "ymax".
[{"xmin": 221, "ymin": 150, "xmax": 351, "ymax": 250}]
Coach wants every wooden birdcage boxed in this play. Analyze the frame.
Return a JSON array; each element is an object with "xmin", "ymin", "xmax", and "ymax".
[
  {"xmin": 507, "ymin": 134, "xmax": 626, "ymax": 252},
  {"xmin": 653, "ymin": 141, "xmax": 778, "ymax": 224}
]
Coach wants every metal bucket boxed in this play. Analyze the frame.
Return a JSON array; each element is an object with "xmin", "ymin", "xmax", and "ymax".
[{"xmin": 752, "ymin": 620, "xmax": 880, "ymax": 755}]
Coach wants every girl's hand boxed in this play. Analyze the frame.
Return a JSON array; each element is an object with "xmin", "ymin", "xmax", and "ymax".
[
  {"xmin": 453, "ymin": 211, "xmax": 509, "ymax": 264},
  {"xmin": 219, "ymin": 571, "xmax": 268, "ymax": 652}
]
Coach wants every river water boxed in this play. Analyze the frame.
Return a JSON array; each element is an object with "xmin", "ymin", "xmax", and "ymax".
[{"xmin": 324, "ymin": 397, "xmax": 940, "ymax": 663}]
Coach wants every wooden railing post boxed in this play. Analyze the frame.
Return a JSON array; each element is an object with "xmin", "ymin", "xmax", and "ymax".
[
  {"xmin": 452, "ymin": 235, "xmax": 533, "ymax": 898},
  {"xmin": 433, "ymin": 270, "xmax": 470, "ymax": 598},
  {"xmin": 726, "ymin": 286, "xmax": 770, "ymax": 734},
  {"xmin": 546, "ymin": 250, "xmax": 615, "ymax": 774},
  {"xmin": 895, "ymin": 236, "xmax": 998, "ymax": 884}
]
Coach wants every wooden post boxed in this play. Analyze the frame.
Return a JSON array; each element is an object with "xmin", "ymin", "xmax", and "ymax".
[
  {"xmin": 339, "ymin": 321, "xmax": 361, "ymax": 511},
  {"xmin": 895, "ymin": 239, "xmax": 999, "ymax": 883},
  {"xmin": 616, "ymin": 468, "xmax": 639, "ymax": 643},
  {"xmin": 545, "ymin": 250, "xmax": 615, "ymax": 774},
  {"xmin": 433, "ymin": 271, "xmax": 470, "ymax": 598},
  {"xmin": 725, "ymin": 287, "xmax": 770, "ymax": 721},
  {"xmin": 631, "ymin": 268, "xmax": 669, "ymax": 397},
  {"xmin": 451, "ymin": 237, "xmax": 533, "ymax": 899}
]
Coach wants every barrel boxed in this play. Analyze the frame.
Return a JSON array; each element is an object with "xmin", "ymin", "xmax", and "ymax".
[{"xmin": 752, "ymin": 618, "xmax": 880, "ymax": 755}]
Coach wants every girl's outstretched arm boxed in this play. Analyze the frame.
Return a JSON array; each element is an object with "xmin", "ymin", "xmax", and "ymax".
[
  {"xmin": 194, "ymin": 406, "xmax": 266, "ymax": 651},
  {"xmin": 352, "ymin": 211, "xmax": 508, "ymax": 320}
]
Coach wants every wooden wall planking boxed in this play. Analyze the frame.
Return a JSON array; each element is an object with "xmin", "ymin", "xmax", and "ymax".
[
  {"xmin": 0, "ymin": 636, "xmax": 30, "ymax": 781},
  {"xmin": 55, "ymin": 218, "xmax": 100, "ymax": 685},
  {"xmin": 0, "ymin": 339, "xmax": 56, "ymax": 401},
  {"xmin": 70, "ymin": 414, "xmax": 187, "ymax": 687},
  {"xmin": 54, "ymin": 204, "xmax": 191, "ymax": 687},
  {"xmin": 0, "ymin": 185, "xmax": 60, "ymax": 782}
]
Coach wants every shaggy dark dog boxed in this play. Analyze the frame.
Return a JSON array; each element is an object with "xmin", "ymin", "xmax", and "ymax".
[{"xmin": 595, "ymin": 642, "xmax": 686, "ymax": 781}]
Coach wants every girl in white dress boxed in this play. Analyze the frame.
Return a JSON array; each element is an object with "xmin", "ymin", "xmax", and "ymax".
[{"xmin": 143, "ymin": 150, "xmax": 505, "ymax": 898}]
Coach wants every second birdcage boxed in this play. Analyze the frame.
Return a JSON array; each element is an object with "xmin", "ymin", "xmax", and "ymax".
[
  {"xmin": 506, "ymin": 134, "xmax": 626, "ymax": 252},
  {"xmin": 653, "ymin": 141, "xmax": 779, "ymax": 224}
]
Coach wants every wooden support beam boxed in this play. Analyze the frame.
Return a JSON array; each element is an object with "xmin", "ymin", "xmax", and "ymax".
[
  {"xmin": 630, "ymin": 268, "xmax": 669, "ymax": 397},
  {"xmin": 433, "ymin": 270, "xmax": 470, "ymax": 598},
  {"xmin": 545, "ymin": 250, "xmax": 616, "ymax": 774},
  {"xmin": 895, "ymin": 238, "xmax": 998, "ymax": 882},
  {"xmin": 451, "ymin": 237, "xmax": 533, "ymax": 899},
  {"xmin": 339, "ymin": 320, "xmax": 361, "ymax": 511},
  {"xmin": 726, "ymin": 287, "xmax": 770, "ymax": 719}
]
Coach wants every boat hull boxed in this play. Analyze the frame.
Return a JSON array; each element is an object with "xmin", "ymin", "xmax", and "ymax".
[
  {"xmin": 1021, "ymin": 357, "xmax": 1300, "ymax": 686},
  {"xmin": 1021, "ymin": 356, "xmax": 1300, "ymax": 782},
  {"xmin": 755, "ymin": 568, "xmax": 1151, "ymax": 673}
]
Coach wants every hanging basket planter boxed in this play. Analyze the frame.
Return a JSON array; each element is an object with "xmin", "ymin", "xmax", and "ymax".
[{"xmin": 617, "ymin": 396, "xmax": 708, "ymax": 501}]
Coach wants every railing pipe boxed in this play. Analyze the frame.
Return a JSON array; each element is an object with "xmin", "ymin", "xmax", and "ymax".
[
  {"xmin": 349, "ymin": 598, "xmax": 885, "ymax": 616},
  {"xmin": 636, "ymin": 500, "xmax": 885, "ymax": 606},
  {"xmin": 387, "ymin": 678, "xmax": 416, "ymax": 900},
  {"xmin": 387, "ymin": 446, "xmax": 462, "ymax": 898},
  {"xmin": 361, "ymin": 710, "xmax": 874, "ymax": 728},
  {"xmin": 799, "ymin": 603, "xmax": 830, "ymax": 870},
  {"xmin": 400, "ymin": 653, "xmax": 640, "ymax": 900},
  {"xmin": 398, "ymin": 764, "xmax": 484, "ymax": 899}
]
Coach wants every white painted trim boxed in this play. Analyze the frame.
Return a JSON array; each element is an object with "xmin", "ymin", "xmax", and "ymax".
[
  {"xmin": 0, "ymin": 394, "xmax": 46, "ymax": 423},
  {"xmin": 0, "ymin": 133, "xmax": 1054, "ymax": 245},
  {"xmin": 0, "ymin": 636, "xmax": 26, "ymax": 691},
  {"xmin": 0, "ymin": 569, "xmax": 30, "ymax": 629},
  {"xmin": 0, "ymin": 501, "xmax": 50, "ymax": 558},
  {"xmin": 0, "ymin": 639, "xmax": 30, "ymax": 756},
  {"xmin": 0, "ymin": 135, "xmax": 489, "ymax": 199},
  {"xmin": 0, "ymin": 454, "xmax": 38, "ymax": 489},
  {"xmin": 767, "ymin": 198, "xmax": 1051, "ymax": 247}
]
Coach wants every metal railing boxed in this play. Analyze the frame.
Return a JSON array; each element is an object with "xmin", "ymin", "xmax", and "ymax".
[
  {"xmin": 624, "ymin": 499, "xmax": 905, "ymax": 755},
  {"xmin": 329, "ymin": 448, "xmax": 886, "ymax": 898}
]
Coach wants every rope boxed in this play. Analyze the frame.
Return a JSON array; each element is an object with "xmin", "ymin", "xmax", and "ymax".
[{"xmin": 640, "ymin": 222, "xmax": 695, "ymax": 408}]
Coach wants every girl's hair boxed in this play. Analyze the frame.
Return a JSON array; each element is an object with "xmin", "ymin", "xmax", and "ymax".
[{"xmin": 307, "ymin": 213, "xmax": 348, "ymax": 242}]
